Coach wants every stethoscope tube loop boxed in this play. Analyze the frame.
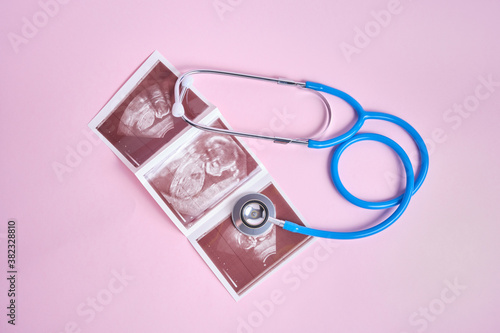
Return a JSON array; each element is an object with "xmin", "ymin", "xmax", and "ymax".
[{"xmin": 284, "ymin": 133, "xmax": 416, "ymax": 239}]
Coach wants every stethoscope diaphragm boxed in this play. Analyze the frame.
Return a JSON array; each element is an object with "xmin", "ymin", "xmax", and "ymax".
[{"xmin": 232, "ymin": 193, "xmax": 275, "ymax": 236}]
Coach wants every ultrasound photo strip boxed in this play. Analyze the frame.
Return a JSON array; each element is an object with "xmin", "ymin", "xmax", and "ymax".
[{"xmin": 89, "ymin": 51, "xmax": 314, "ymax": 300}]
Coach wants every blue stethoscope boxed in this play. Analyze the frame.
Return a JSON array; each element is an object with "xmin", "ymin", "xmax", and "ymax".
[{"xmin": 171, "ymin": 70, "xmax": 429, "ymax": 240}]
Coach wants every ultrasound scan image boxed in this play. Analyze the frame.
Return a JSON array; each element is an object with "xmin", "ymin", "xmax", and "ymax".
[
  {"xmin": 117, "ymin": 81, "xmax": 174, "ymax": 139},
  {"xmin": 197, "ymin": 184, "xmax": 311, "ymax": 295},
  {"xmin": 146, "ymin": 121, "xmax": 259, "ymax": 228},
  {"xmin": 97, "ymin": 61, "xmax": 209, "ymax": 167}
]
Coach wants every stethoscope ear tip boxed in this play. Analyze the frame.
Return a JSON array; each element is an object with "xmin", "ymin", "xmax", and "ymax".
[
  {"xmin": 172, "ymin": 102, "xmax": 185, "ymax": 117},
  {"xmin": 181, "ymin": 76, "xmax": 194, "ymax": 89}
]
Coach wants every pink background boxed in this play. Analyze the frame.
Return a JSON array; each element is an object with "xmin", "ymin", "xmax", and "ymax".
[{"xmin": 1, "ymin": 0, "xmax": 499, "ymax": 332}]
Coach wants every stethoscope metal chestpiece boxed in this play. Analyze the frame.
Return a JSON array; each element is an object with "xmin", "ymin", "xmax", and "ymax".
[{"xmin": 232, "ymin": 193, "xmax": 275, "ymax": 237}]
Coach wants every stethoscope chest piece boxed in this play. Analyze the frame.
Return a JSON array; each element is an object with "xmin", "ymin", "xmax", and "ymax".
[{"xmin": 232, "ymin": 193, "xmax": 275, "ymax": 236}]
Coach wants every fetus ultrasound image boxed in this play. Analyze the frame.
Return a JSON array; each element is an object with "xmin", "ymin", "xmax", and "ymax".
[
  {"xmin": 197, "ymin": 184, "xmax": 311, "ymax": 295},
  {"xmin": 145, "ymin": 120, "xmax": 259, "ymax": 229},
  {"xmin": 97, "ymin": 61, "xmax": 209, "ymax": 167}
]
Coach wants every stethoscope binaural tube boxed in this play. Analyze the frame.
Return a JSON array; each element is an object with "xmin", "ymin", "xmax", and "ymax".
[{"xmin": 172, "ymin": 71, "xmax": 429, "ymax": 239}]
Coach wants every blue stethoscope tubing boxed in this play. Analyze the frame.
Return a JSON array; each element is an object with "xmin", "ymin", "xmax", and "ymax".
[{"xmin": 283, "ymin": 82, "xmax": 429, "ymax": 239}]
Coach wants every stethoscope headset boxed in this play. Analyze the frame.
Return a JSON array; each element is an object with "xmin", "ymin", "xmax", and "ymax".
[{"xmin": 170, "ymin": 69, "xmax": 429, "ymax": 240}]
